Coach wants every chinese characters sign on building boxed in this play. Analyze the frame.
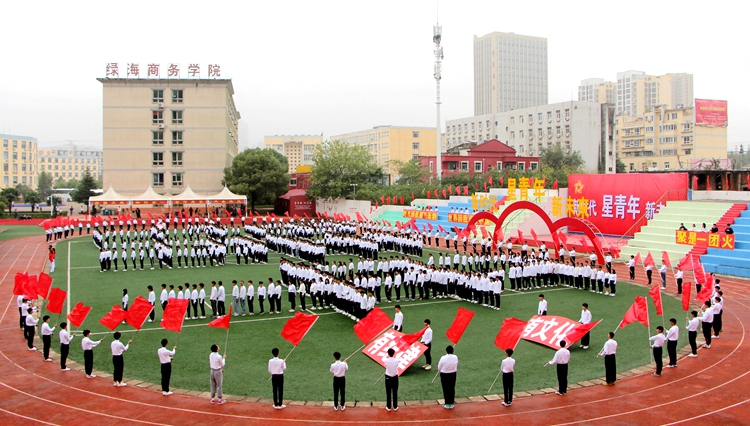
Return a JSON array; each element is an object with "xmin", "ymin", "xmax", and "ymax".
[
  {"xmin": 675, "ymin": 230, "xmax": 735, "ymax": 250},
  {"xmin": 695, "ymin": 99, "xmax": 728, "ymax": 127},
  {"xmin": 564, "ymin": 173, "xmax": 688, "ymax": 236},
  {"xmin": 447, "ymin": 213, "xmax": 491, "ymax": 226},
  {"xmin": 363, "ymin": 331, "xmax": 427, "ymax": 376},
  {"xmin": 105, "ymin": 63, "xmax": 221, "ymax": 78},
  {"xmin": 402, "ymin": 209, "xmax": 437, "ymax": 220}
]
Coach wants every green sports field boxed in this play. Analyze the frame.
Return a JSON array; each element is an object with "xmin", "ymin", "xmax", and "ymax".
[{"xmin": 48, "ymin": 237, "xmax": 686, "ymax": 402}]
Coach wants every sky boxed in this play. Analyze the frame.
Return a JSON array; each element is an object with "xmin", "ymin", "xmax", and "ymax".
[{"xmin": 1, "ymin": 0, "xmax": 748, "ymax": 152}]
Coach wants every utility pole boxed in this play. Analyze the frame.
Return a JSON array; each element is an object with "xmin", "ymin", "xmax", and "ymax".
[{"xmin": 434, "ymin": 23, "xmax": 443, "ymax": 182}]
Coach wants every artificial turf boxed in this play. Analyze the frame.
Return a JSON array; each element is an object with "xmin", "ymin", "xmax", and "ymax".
[{"xmin": 46, "ymin": 236, "xmax": 686, "ymax": 402}]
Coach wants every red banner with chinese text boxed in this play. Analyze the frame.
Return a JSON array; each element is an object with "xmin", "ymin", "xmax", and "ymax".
[
  {"xmin": 675, "ymin": 230, "xmax": 734, "ymax": 250},
  {"xmin": 565, "ymin": 173, "xmax": 688, "ymax": 236},
  {"xmin": 447, "ymin": 213, "xmax": 491, "ymax": 226},
  {"xmin": 402, "ymin": 209, "xmax": 437, "ymax": 221},
  {"xmin": 695, "ymin": 99, "xmax": 728, "ymax": 127},
  {"xmin": 521, "ymin": 315, "xmax": 603, "ymax": 349},
  {"xmin": 363, "ymin": 330, "xmax": 428, "ymax": 376}
]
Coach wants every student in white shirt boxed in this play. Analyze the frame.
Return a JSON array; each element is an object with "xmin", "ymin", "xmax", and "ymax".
[
  {"xmin": 686, "ymin": 310, "xmax": 700, "ymax": 357},
  {"xmin": 58, "ymin": 322, "xmax": 74, "ymax": 371},
  {"xmin": 421, "ymin": 319, "xmax": 433, "ymax": 370},
  {"xmin": 548, "ymin": 340, "xmax": 571, "ymax": 395},
  {"xmin": 158, "ymin": 338, "xmax": 176, "ymax": 395},
  {"xmin": 393, "ymin": 305, "xmax": 403, "ymax": 332},
  {"xmin": 597, "ymin": 332, "xmax": 618, "ymax": 385},
  {"xmin": 81, "ymin": 329, "xmax": 103, "ymax": 378},
  {"xmin": 384, "ymin": 348, "xmax": 399, "ymax": 411},
  {"xmin": 649, "ymin": 326, "xmax": 667, "ymax": 376},
  {"xmin": 579, "ymin": 303, "xmax": 592, "ymax": 349},
  {"xmin": 25, "ymin": 308, "xmax": 38, "ymax": 351},
  {"xmin": 110, "ymin": 331, "xmax": 132, "ymax": 387},
  {"xmin": 40, "ymin": 315, "xmax": 56, "ymax": 361},
  {"xmin": 269, "ymin": 347, "xmax": 287, "ymax": 409},
  {"xmin": 246, "ymin": 281, "xmax": 255, "ymax": 316},
  {"xmin": 538, "ymin": 294, "xmax": 548, "ymax": 315},
  {"xmin": 501, "ymin": 348, "xmax": 516, "ymax": 406},
  {"xmin": 438, "ymin": 345, "xmax": 458, "ymax": 409},
  {"xmin": 699, "ymin": 300, "xmax": 714, "ymax": 348},
  {"xmin": 666, "ymin": 318, "xmax": 680, "ymax": 367},
  {"xmin": 330, "ymin": 351, "xmax": 349, "ymax": 411},
  {"xmin": 209, "ymin": 344, "xmax": 227, "ymax": 404}
]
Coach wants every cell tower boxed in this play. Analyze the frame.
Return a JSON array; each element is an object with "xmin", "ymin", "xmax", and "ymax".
[{"xmin": 433, "ymin": 23, "xmax": 443, "ymax": 181}]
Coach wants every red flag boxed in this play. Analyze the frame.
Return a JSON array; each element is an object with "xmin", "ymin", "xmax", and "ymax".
[
  {"xmin": 557, "ymin": 231, "xmax": 568, "ymax": 246},
  {"xmin": 22, "ymin": 276, "xmax": 39, "ymax": 300},
  {"xmin": 696, "ymin": 286, "xmax": 712, "ymax": 304},
  {"xmin": 499, "ymin": 177, "xmax": 504, "ymax": 187},
  {"xmin": 707, "ymin": 177, "xmax": 712, "ymax": 191},
  {"xmin": 427, "ymin": 223, "xmax": 434, "ymax": 231},
  {"xmin": 433, "ymin": 189, "xmax": 438, "ymax": 199},
  {"xmin": 281, "ymin": 312, "xmax": 318, "ymax": 346},
  {"xmin": 323, "ymin": 211, "xmax": 329, "ymax": 219},
  {"xmin": 125, "ymin": 296, "xmax": 154, "ymax": 330},
  {"xmin": 386, "ymin": 196, "xmax": 391, "ymax": 205},
  {"xmin": 208, "ymin": 306, "xmax": 233, "ymax": 329},
  {"xmin": 448, "ymin": 185, "xmax": 453, "ymax": 195},
  {"xmin": 445, "ymin": 307, "xmax": 475, "ymax": 345},
  {"xmin": 565, "ymin": 320, "xmax": 602, "ymax": 345},
  {"xmin": 530, "ymin": 228, "xmax": 538, "ymax": 245},
  {"xmin": 692, "ymin": 175, "xmax": 698, "ymax": 189},
  {"xmin": 400, "ymin": 196, "xmax": 404, "ymax": 205},
  {"xmin": 682, "ymin": 282, "xmax": 692, "ymax": 311},
  {"xmin": 529, "ymin": 177, "xmax": 534, "ymax": 188},
  {"xmin": 442, "ymin": 189, "xmax": 447, "ymax": 199},
  {"xmin": 494, "ymin": 318, "xmax": 527, "ymax": 351},
  {"xmin": 489, "ymin": 176, "xmax": 493, "ymax": 186},
  {"xmin": 353, "ymin": 307, "xmax": 392, "ymax": 344},
  {"xmin": 380, "ymin": 196, "xmax": 385, "ymax": 204},
  {"xmin": 99, "ymin": 305, "xmax": 127, "ymax": 331},
  {"xmin": 422, "ymin": 224, "xmax": 427, "ymax": 233},
  {"xmin": 619, "ymin": 296, "xmax": 649, "ymax": 328},
  {"xmin": 46, "ymin": 288, "xmax": 67, "ymax": 314},
  {"xmin": 67, "ymin": 302, "xmax": 92, "ymax": 328},
  {"xmin": 484, "ymin": 181, "xmax": 487, "ymax": 192},
  {"xmin": 284, "ymin": 211, "xmax": 290, "ymax": 217},
  {"xmin": 634, "ymin": 252, "xmax": 643, "ymax": 265},
  {"xmin": 553, "ymin": 179, "xmax": 558, "ymax": 190},
  {"xmin": 661, "ymin": 251, "xmax": 672, "ymax": 268},
  {"xmin": 580, "ymin": 237, "xmax": 590, "ymax": 254},
  {"xmin": 517, "ymin": 229, "xmax": 524, "ymax": 243},
  {"xmin": 13, "ymin": 272, "xmax": 29, "ymax": 296},
  {"xmin": 676, "ymin": 255, "xmax": 692, "ymax": 271},
  {"xmin": 38, "ymin": 272, "xmax": 53, "ymax": 299},
  {"xmin": 474, "ymin": 182, "xmax": 479, "ymax": 190},
  {"xmin": 648, "ymin": 286, "xmax": 664, "ymax": 316},
  {"xmin": 644, "ymin": 252, "xmax": 656, "ymax": 267},
  {"xmin": 395, "ymin": 326, "xmax": 427, "ymax": 351},
  {"xmin": 693, "ymin": 257, "xmax": 706, "ymax": 284},
  {"xmin": 463, "ymin": 185, "xmax": 469, "ymax": 195},
  {"xmin": 438, "ymin": 225, "xmax": 446, "ymax": 233},
  {"xmin": 426, "ymin": 190, "xmax": 431, "ymax": 199},
  {"xmin": 160, "ymin": 298, "xmax": 190, "ymax": 333},
  {"xmin": 411, "ymin": 192, "xmax": 415, "ymax": 201},
  {"xmin": 480, "ymin": 226, "xmax": 489, "ymax": 239}
]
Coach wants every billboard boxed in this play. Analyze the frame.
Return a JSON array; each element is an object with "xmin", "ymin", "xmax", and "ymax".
[
  {"xmin": 695, "ymin": 99, "xmax": 728, "ymax": 126},
  {"xmin": 566, "ymin": 173, "xmax": 688, "ymax": 236}
]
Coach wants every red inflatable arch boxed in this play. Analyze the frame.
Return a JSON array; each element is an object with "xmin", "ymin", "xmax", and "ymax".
[{"xmin": 465, "ymin": 201, "xmax": 606, "ymax": 264}]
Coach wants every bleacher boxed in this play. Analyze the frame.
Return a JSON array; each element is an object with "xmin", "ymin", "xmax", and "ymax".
[{"xmin": 702, "ymin": 206, "xmax": 750, "ymax": 278}]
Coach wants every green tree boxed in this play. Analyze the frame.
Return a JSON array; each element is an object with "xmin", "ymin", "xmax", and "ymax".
[
  {"xmin": 535, "ymin": 144, "xmax": 586, "ymax": 188},
  {"xmin": 391, "ymin": 159, "xmax": 430, "ymax": 186},
  {"xmin": 0, "ymin": 198, "xmax": 7, "ymax": 216},
  {"xmin": 223, "ymin": 148, "xmax": 289, "ymax": 212},
  {"xmin": 616, "ymin": 157, "xmax": 627, "ymax": 173},
  {"xmin": 24, "ymin": 191, "xmax": 41, "ymax": 212},
  {"xmin": 15, "ymin": 184, "xmax": 32, "ymax": 199},
  {"xmin": 54, "ymin": 178, "xmax": 80, "ymax": 189},
  {"xmin": 71, "ymin": 169, "xmax": 98, "ymax": 211},
  {"xmin": 1, "ymin": 187, "xmax": 19, "ymax": 213},
  {"xmin": 37, "ymin": 171, "xmax": 53, "ymax": 200},
  {"xmin": 307, "ymin": 140, "xmax": 384, "ymax": 199}
]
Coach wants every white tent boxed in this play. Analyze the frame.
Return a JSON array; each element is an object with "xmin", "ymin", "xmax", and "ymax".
[
  {"xmin": 207, "ymin": 186, "xmax": 247, "ymax": 204},
  {"xmin": 170, "ymin": 186, "xmax": 209, "ymax": 205},
  {"xmin": 130, "ymin": 186, "xmax": 169, "ymax": 205},
  {"xmin": 89, "ymin": 185, "xmax": 131, "ymax": 206}
]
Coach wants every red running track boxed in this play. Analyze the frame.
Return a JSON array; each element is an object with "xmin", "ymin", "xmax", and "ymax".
[{"xmin": 1, "ymin": 234, "xmax": 750, "ymax": 425}]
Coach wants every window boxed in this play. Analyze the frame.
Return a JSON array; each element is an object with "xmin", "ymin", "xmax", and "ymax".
[
  {"xmin": 496, "ymin": 161, "xmax": 502, "ymax": 170},
  {"xmin": 152, "ymin": 152, "xmax": 164, "ymax": 166},
  {"xmin": 474, "ymin": 161, "xmax": 482, "ymax": 172},
  {"xmin": 556, "ymin": 110, "xmax": 561, "ymax": 120},
  {"xmin": 510, "ymin": 131, "xmax": 515, "ymax": 139},
  {"xmin": 152, "ymin": 90, "xmax": 164, "ymax": 102},
  {"xmin": 664, "ymin": 162, "xmax": 670, "ymax": 169},
  {"xmin": 684, "ymin": 149, "xmax": 692, "ymax": 155},
  {"xmin": 152, "ymin": 131, "xmax": 164, "ymax": 145},
  {"xmin": 13, "ymin": 140, "xmax": 17, "ymax": 148},
  {"xmin": 460, "ymin": 161, "xmax": 468, "ymax": 171},
  {"xmin": 172, "ymin": 89, "xmax": 183, "ymax": 103},
  {"xmin": 538, "ymin": 113, "xmax": 543, "ymax": 123},
  {"xmin": 172, "ymin": 131, "xmax": 183, "ymax": 145},
  {"xmin": 21, "ymin": 152, "xmax": 26, "ymax": 160},
  {"xmin": 565, "ymin": 109, "xmax": 570, "ymax": 119},
  {"xmin": 412, "ymin": 142, "xmax": 420, "ymax": 150},
  {"xmin": 565, "ymin": 125, "xmax": 570, "ymax": 134},
  {"xmin": 153, "ymin": 173, "xmax": 164, "ymax": 186},
  {"xmin": 171, "ymin": 152, "xmax": 183, "ymax": 166},
  {"xmin": 412, "ymin": 154, "xmax": 420, "ymax": 160},
  {"xmin": 629, "ymin": 163, "xmax": 635, "ymax": 171},
  {"xmin": 172, "ymin": 173, "xmax": 183, "ymax": 187},
  {"xmin": 683, "ymin": 123, "xmax": 691, "ymax": 132},
  {"xmin": 517, "ymin": 162, "xmax": 525, "ymax": 171},
  {"xmin": 22, "ymin": 176, "xmax": 26, "ymax": 184},
  {"xmin": 172, "ymin": 110, "xmax": 183, "ymax": 124},
  {"xmin": 12, "ymin": 164, "xmax": 17, "ymax": 173},
  {"xmin": 520, "ymin": 130, "xmax": 524, "ymax": 138},
  {"xmin": 152, "ymin": 111, "xmax": 163, "ymax": 124},
  {"xmin": 21, "ymin": 141, "xmax": 26, "ymax": 149},
  {"xmin": 2, "ymin": 140, "xmax": 6, "ymax": 148},
  {"xmin": 682, "ymin": 136, "xmax": 692, "ymax": 144},
  {"xmin": 429, "ymin": 161, "xmax": 434, "ymax": 173},
  {"xmin": 547, "ymin": 111, "xmax": 552, "ymax": 122},
  {"xmin": 530, "ymin": 162, "xmax": 538, "ymax": 170},
  {"xmin": 2, "ymin": 163, "xmax": 7, "ymax": 172},
  {"xmin": 412, "ymin": 131, "xmax": 420, "ymax": 138},
  {"xmin": 510, "ymin": 117, "xmax": 515, "ymax": 124},
  {"xmin": 12, "ymin": 152, "xmax": 17, "ymax": 160}
]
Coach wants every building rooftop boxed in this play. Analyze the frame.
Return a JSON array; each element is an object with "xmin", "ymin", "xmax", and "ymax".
[{"xmin": 0, "ymin": 133, "xmax": 37, "ymax": 141}]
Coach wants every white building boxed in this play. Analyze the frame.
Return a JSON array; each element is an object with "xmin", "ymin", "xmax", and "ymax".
[
  {"xmin": 38, "ymin": 141, "xmax": 103, "ymax": 181},
  {"xmin": 445, "ymin": 101, "xmax": 616, "ymax": 173},
  {"xmin": 474, "ymin": 31, "xmax": 548, "ymax": 115}
]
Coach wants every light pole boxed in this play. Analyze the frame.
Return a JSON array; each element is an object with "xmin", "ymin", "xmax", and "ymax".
[
  {"xmin": 434, "ymin": 23, "xmax": 443, "ymax": 182},
  {"xmin": 350, "ymin": 183, "xmax": 358, "ymax": 200}
]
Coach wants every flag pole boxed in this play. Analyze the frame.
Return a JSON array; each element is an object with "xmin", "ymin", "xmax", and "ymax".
[
  {"xmin": 431, "ymin": 342, "xmax": 457, "ymax": 384},
  {"xmin": 346, "ymin": 324, "xmax": 393, "ymax": 361},
  {"xmin": 646, "ymin": 308, "xmax": 653, "ymax": 364},
  {"xmin": 374, "ymin": 371, "xmax": 386, "ymax": 385},
  {"xmin": 487, "ymin": 366, "xmax": 504, "ymax": 393},
  {"xmin": 269, "ymin": 344, "xmax": 298, "ymax": 382},
  {"xmin": 223, "ymin": 326, "xmax": 230, "ymax": 357}
]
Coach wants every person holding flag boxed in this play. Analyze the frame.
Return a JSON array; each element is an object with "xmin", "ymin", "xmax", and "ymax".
[
  {"xmin": 686, "ymin": 311, "xmax": 700, "ymax": 357},
  {"xmin": 437, "ymin": 345, "xmax": 458, "ymax": 409},
  {"xmin": 628, "ymin": 255, "xmax": 636, "ymax": 282},
  {"xmin": 666, "ymin": 318, "xmax": 679, "ymax": 367},
  {"xmin": 268, "ymin": 348, "xmax": 287, "ymax": 409},
  {"xmin": 58, "ymin": 322, "xmax": 75, "ymax": 371},
  {"xmin": 548, "ymin": 340, "xmax": 570, "ymax": 395},
  {"xmin": 209, "ymin": 344, "xmax": 226, "ymax": 404},
  {"xmin": 25, "ymin": 307, "xmax": 38, "ymax": 351},
  {"xmin": 597, "ymin": 332, "xmax": 618, "ymax": 385},
  {"xmin": 81, "ymin": 330, "xmax": 103, "ymax": 378},
  {"xmin": 158, "ymin": 338, "xmax": 176, "ymax": 395},
  {"xmin": 110, "ymin": 332, "xmax": 132, "ymax": 387},
  {"xmin": 384, "ymin": 348, "xmax": 399, "ymax": 411},
  {"xmin": 421, "ymin": 319, "xmax": 433, "ymax": 370},
  {"xmin": 649, "ymin": 326, "xmax": 667, "ymax": 376},
  {"xmin": 501, "ymin": 348, "xmax": 516, "ymax": 407},
  {"xmin": 579, "ymin": 303, "xmax": 592, "ymax": 349},
  {"xmin": 40, "ymin": 315, "xmax": 56, "ymax": 361},
  {"xmin": 699, "ymin": 300, "xmax": 714, "ymax": 349}
]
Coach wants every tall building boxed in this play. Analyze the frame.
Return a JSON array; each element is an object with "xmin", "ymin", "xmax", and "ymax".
[
  {"xmin": 582, "ymin": 71, "xmax": 693, "ymax": 116},
  {"xmin": 98, "ymin": 78, "xmax": 240, "ymax": 195},
  {"xmin": 329, "ymin": 126, "xmax": 438, "ymax": 183},
  {"xmin": 473, "ymin": 31, "xmax": 548, "ymax": 115},
  {"xmin": 579, "ymin": 78, "xmax": 616, "ymax": 104},
  {"xmin": 1, "ymin": 134, "xmax": 38, "ymax": 189},
  {"xmin": 445, "ymin": 101, "xmax": 617, "ymax": 173},
  {"xmin": 38, "ymin": 142, "xmax": 102, "ymax": 182},
  {"xmin": 616, "ymin": 104, "xmax": 727, "ymax": 171},
  {"xmin": 264, "ymin": 135, "xmax": 323, "ymax": 174}
]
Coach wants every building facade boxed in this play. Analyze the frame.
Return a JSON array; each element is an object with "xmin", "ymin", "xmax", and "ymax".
[
  {"xmin": 328, "ymin": 126, "xmax": 438, "ymax": 183},
  {"xmin": 98, "ymin": 78, "xmax": 240, "ymax": 196},
  {"xmin": 474, "ymin": 31, "xmax": 548, "ymax": 115},
  {"xmin": 578, "ymin": 78, "xmax": 616, "ymax": 104},
  {"xmin": 445, "ymin": 101, "xmax": 616, "ymax": 173},
  {"xmin": 420, "ymin": 139, "xmax": 540, "ymax": 177},
  {"xmin": 616, "ymin": 105, "xmax": 727, "ymax": 171},
  {"xmin": 264, "ymin": 135, "xmax": 323, "ymax": 174},
  {"xmin": 580, "ymin": 71, "xmax": 693, "ymax": 116},
  {"xmin": 1, "ymin": 134, "xmax": 38, "ymax": 189},
  {"xmin": 38, "ymin": 142, "xmax": 102, "ymax": 182}
]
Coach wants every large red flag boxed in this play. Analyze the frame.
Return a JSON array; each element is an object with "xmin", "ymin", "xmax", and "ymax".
[
  {"xmin": 22, "ymin": 275, "xmax": 39, "ymax": 300},
  {"xmin": 565, "ymin": 320, "xmax": 603, "ymax": 345},
  {"xmin": 661, "ymin": 251, "xmax": 672, "ymax": 268},
  {"xmin": 427, "ymin": 223, "xmax": 434, "ymax": 231},
  {"xmin": 484, "ymin": 181, "xmax": 487, "ymax": 192},
  {"xmin": 37, "ymin": 272, "xmax": 53, "ymax": 299},
  {"xmin": 400, "ymin": 196, "xmax": 404, "ymax": 205},
  {"xmin": 125, "ymin": 296, "xmax": 154, "ymax": 330},
  {"xmin": 499, "ymin": 177, "xmax": 504, "ymax": 187},
  {"xmin": 619, "ymin": 296, "xmax": 649, "ymax": 328},
  {"xmin": 489, "ymin": 176, "xmax": 493, "ymax": 186},
  {"xmin": 353, "ymin": 307, "xmax": 392, "ymax": 344},
  {"xmin": 281, "ymin": 312, "xmax": 319, "ymax": 346},
  {"xmin": 707, "ymin": 177, "xmax": 712, "ymax": 191},
  {"xmin": 696, "ymin": 286, "xmax": 712, "ymax": 304},
  {"xmin": 580, "ymin": 237, "xmax": 590, "ymax": 253},
  {"xmin": 208, "ymin": 306, "xmax": 233, "ymax": 329},
  {"xmin": 445, "ymin": 307, "xmax": 475, "ymax": 345},
  {"xmin": 99, "ymin": 305, "xmax": 127, "ymax": 331},
  {"xmin": 395, "ymin": 327, "xmax": 427, "ymax": 351},
  {"xmin": 648, "ymin": 286, "xmax": 664, "ymax": 316},
  {"xmin": 480, "ymin": 227, "xmax": 489, "ymax": 239},
  {"xmin": 643, "ymin": 252, "xmax": 656, "ymax": 267},
  {"xmin": 693, "ymin": 257, "xmax": 706, "ymax": 284},
  {"xmin": 67, "ymin": 302, "xmax": 92, "ymax": 328},
  {"xmin": 682, "ymin": 282, "xmax": 692, "ymax": 311},
  {"xmin": 438, "ymin": 225, "xmax": 447, "ymax": 234},
  {"xmin": 426, "ymin": 190, "xmax": 431, "ymax": 199},
  {"xmin": 161, "ymin": 298, "xmax": 190, "ymax": 333},
  {"xmin": 46, "ymin": 288, "xmax": 67, "ymax": 314},
  {"xmin": 494, "ymin": 318, "xmax": 527, "ymax": 351},
  {"xmin": 442, "ymin": 189, "xmax": 447, "ymax": 199},
  {"xmin": 634, "ymin": 252, "xmax": 643, "ymax": 265},
  {"xmin": 517, "ymin": 229, "xmax": 524, "ymax": 243},
  {"xmin": 530, "ymin": 228, "xmax": 538, "ymax": 246},
  {"xmin": 676, "ymin": 254, "xmax": 692, "ymax": 271}
]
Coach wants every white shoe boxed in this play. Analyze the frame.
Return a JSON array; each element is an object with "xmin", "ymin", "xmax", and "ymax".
[
  {"xmin": 163, "ymin": 391, "xmax": 173, "ymax": 396},
  {"xmin": 61, "ymin": 368, "xmax": 70, "ymax": 371},
  {"xmin": 334, "ymin": 406, "xmax": 338, "ymax": 411},
  {"xmin": 87, "ymin": 374, "xmax": 96, "ymax": 378},
  {"xmin": 341, "ymin": 405, "xmax": 346, "ymax": 411},
  {"xmin": 688, "ymin": 354, "xmax": 698, "ymax": 357},
  {"xmin": 28, "ymin": 347, "xmax": 37, "ymax": 351}
]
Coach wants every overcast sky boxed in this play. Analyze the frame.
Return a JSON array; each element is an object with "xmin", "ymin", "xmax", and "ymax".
[{"xmin": 1, "ymin": 0, "xmax": 747, "ymax": 152}]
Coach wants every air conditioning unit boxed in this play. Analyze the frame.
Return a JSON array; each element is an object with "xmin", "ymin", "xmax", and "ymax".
[
  {"xmin": 158, "ymin": 124, "xmax": 165, "ymax": 129},
  {"xmin": 556, "ymin": 133, "xmax": 561, "ymax": 138},
  {"xmin": 557, "ymin": 117, "xmax": 561, "ymax": 122},
  {"xmin": 538, "ymin": 134, "xmax": 543, "ymax": 140},
  {"xmin": 565, "ymin": 117, "xmax": 570, "ymax": 121},
  {"xmin": 528, "ymin": 135, "xmax": 534, "ymax": 141},
  {"xmin": 547, "ymin": 134, "xmax": 552, "ymax": 139},
  {"xmin": 548, "ymin": 119, "xmax": 552, "ymax": 123},
  {"xmin": 158, "ymin": 103, "xmax": 164, "ymax": 109},
  {"xmin": 565, "ymin": 132, "xmax": 570, "ymax": 137}
]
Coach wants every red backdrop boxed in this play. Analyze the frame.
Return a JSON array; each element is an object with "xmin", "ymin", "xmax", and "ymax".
[
  {"xmin": 695, "ymin": 99, "xmax": 728, "ymax": 126},
  {"xmin": 567, "ymin": 173, "xmax": 688, "ymax": 236}
]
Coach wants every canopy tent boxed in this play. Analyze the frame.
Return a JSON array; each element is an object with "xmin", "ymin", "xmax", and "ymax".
[
  {"xmin": 89, "ymin": 185, "xmax": 131, "ymax": 205},
  {"xmin": 130, "ymin": 186, "xmax": 169, "ymax": 205},
  {"xmin": 207, "ymin": 186, "xmax": 247, "ymax": 204},
  {"xmin": 169, "ymin": 186, "xmax": 209, "ymax": 205}
]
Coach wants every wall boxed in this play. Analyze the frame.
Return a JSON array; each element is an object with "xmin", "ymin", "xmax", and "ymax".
[
  {"xmin": 316, "ymin": 198, "xmax": 373, "ymax": 219},
  {"xmin": 691, "ymin": 191, "xmax": 750, "ymax": 202}
]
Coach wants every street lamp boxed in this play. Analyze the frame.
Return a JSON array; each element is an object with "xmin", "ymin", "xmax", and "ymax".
[{"xmin": 350, "ymin": 183, "xmax": 358, "ymax": 200}]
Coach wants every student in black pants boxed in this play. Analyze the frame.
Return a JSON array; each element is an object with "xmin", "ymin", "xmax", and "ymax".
[{"xmin": 157, "ymin": 338, "xmax": 176, "ymax": 396}]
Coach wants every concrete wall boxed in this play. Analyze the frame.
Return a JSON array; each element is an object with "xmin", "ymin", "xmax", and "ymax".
[{"xmin": 691, "ymin": 191, "xmax": 750, "ymax": 202}]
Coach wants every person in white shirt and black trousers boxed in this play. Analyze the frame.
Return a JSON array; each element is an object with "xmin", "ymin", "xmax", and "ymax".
[
  {"xmin": 686, "ymin": 311, "xmax": 700, "ymax": 357},
  {"xmin": 384, "ymin": 348, "xmax": 399, "ymax": 411},
  {"xmin": 268, "ymin": 347, "xmax": 287, "ymax": 409},
  {"xmin": 438, "ymin": 345, "xmax": 458, "ymax": 409},
  {"xmin": 501, "ymin": 348, "xmax": 515, "ymax": 406},
  {"xmin": 81, "ymin": 330, "xmax": 102, "ymax": 378},
  {"xmin": 579, "ymin": 303, "xmax": 591, "ymax": 349},
  {"xmin": 699, "ymin": 300, "xmax": 714, "ymax": 348},
  {"xmin": 649, "ymin": 326, "xmax": 667, "ymax": 376},
  {"xmin": 25, "ymin": 308, "xmax": 38, "ymax": 351},
  {"xmin": 421, "ymin": 319, "xmax": 433, "ymax": 370},
  {"xmin": 666, "ymin": 318, "xmax": 679, "ymax": 367},
  {"xmin": 538, "ymin": 294, "xmax": 548, "ymax": 316},
  {"xmin": 110, "ymin": 332, "xmax": 132, "ymax": 387},
  {"xmin": 40, "ymin": 315, "xmax": 55, "ymax": 361},
  {"xmin": 158, "ymin": 338, "xmax": 176, "ymax": 395},
  {"xmin": 330, "ymin": 351, "xmax": 348, "ymax": 411},
  {"xmin": 548, "ymin": 340, "xmax": 570, "ymax": 395},
  {"xmin": 58, "ymin": 322, "xmax": 74, "ymax": 371},
  {"xmin": 597, "ymin": 332, "xmax": 618, "ymax": 385}
]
